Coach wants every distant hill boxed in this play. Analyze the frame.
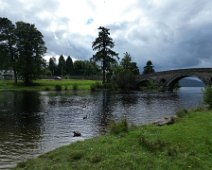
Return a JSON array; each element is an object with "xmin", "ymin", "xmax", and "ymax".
[{"xmin": 179, "ymin": 78, "xmax": 205, "ymax": 87}]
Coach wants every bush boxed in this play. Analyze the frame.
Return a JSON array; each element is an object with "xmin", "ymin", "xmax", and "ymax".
[
  {"xmin": 114, "ymin": 70, "xmax": 138, "ymax": 90},
  {"xmin": 72, "ymin": 84, "xmax": 78, "ymax": 91},
  {"xmin": 90, "ymin": 82, "xmax": 103, "ymax": 91},
  {"xmin": 90, "ymin": 84, "xmax": 96, "ymax": 91},
  {"xmin": 203, "ymin": 86, "xmax": 212, "ymax": 108},
  {"xmin": 64, "ymin": 86, "xmax": 68, "ymax": 91},
  {"xmin": 109, "ymin": 119, "xmax": 128, "ymax": 135},
  {"xmin": 44, "ymin": 87, "xmax": 51, "ymax": 91},
  {"xmin": 176, "ymin": 109, "xmax": 188, "ymax": 117},
  {"xmin": 54, "ymin": 84, "xmax": 62, "ymax": 91}
]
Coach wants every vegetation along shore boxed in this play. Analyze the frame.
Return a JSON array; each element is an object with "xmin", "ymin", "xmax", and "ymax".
[
  {"xmin": 0, "ymin": 79, "xmax": 100, "ymax": 91},
  {"xmin": 14, "ymin": 109, "xmax": 212, "ymax": 170}
]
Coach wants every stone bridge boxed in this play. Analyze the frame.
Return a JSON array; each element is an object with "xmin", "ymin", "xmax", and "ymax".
[{"xmin": 138, "ymin": 68, "xmax": 212, "ymax": 91}]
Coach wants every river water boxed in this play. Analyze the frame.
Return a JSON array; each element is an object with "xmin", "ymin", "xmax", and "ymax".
[{"xmin": 0, "ymin": 87, "xmax": 203, "ymax": 169}]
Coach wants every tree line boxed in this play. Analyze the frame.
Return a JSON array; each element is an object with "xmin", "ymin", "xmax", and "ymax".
[
  {"xmin": 48, "ymin": 55, "xmax": 101, "ymax": 77},
  {"xmin": 0, "ymin": 17, "xmax": 155, "ymax": 88}
]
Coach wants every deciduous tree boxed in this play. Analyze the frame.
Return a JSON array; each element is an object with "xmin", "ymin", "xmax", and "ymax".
[
  {"xmin": 0, "ymin": 17, "xmax": 17, "ymax": 83},
  {"xmin": 15, "ymin": 21, "xmax": 47, "ymax": 85},
  {"xmin": 120, "ymin": 52, "xmax": 139, "ymax": 75}
]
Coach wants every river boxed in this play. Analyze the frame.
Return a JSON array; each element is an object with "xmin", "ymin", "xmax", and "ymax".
[{"xmin": 0, "ymin": 87, "xmax": 203, "ymax": 169}]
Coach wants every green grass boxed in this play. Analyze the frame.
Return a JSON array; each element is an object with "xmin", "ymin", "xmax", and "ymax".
[
  {"xmin": 14, "ymin": 110, "xmax": 212, "ymax": 170},
  {"xmin": 0, "ymin": 79, "xmax": 100, "ymax": 91}
]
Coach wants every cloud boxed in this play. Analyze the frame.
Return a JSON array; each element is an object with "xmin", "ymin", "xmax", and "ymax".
[{"xmin": 0, "ymin": 0, "xmax": 212, "ymax": 71}]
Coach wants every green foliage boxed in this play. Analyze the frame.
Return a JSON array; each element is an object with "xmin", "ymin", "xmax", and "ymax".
[
  {"xmin": 113, "ymin": 52, "xmax": 140, "ymax": 90},
  {"xmin": 15, "ymin": 21, "xmax": 47, "ymax": 85},
  {"xmin": 92, "ymin": 26, "xmax": 118, "ymax": 84},
  {"xmin": 0, "ymin": 79, "xmax": 99, "ymax": 91},
  {"xmin": 72, "ymin": 84, "xmax": 78, "ymax": 91},
  {"xmin": 143, "ymin": 60, "xmax": 155, "ymax": 74},
  {"xmin": 73, "ymin": 60, "xmax": 101, "ymax": 76},
  {"xmin": 48, "ymin": 57, "xmax": 57, "ymax": 76},
  {"xmin": 114, "ymin": 70, "xmax": 138, "ymax": 90},
  {"xmin": 0, "ymin": 17, "xmax": 17, "ymax": 83},
  {"xmin": 54, "ymin": 84, "xmax": 62, "ymax": 91},
  {"xmin": 90, "ymin": 82, "xmax": 104, "ymax": 91},
  {"xmin": 176, "ymin": 109, "xmax": 188, "ymax": 117},
  {"xmin": 139, "ymin": 80, "xmax": 160, "ymax": 91},
  {"xmin": 57, "ymin": 55, "xmax": 66, "ymax": 76},
  {"xmin": 109, "ymin": 119, "xmax": 128, "ymax": 135},
  {"xmin": 44, "ymin": 87, "xmax": 51, "ymax": 91},
  {"xmin": 120, "ymin": 52, "xmax": 139, "ymax": 75},
  {"xmin": 65, "ymin": 56, "xmax": 74, "ymax": 76},
  {"xmin": 203, "ymin": 86, "xmax": 212, "ymax": 108}
]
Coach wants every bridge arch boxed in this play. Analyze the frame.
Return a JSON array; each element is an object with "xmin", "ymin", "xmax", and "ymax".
[{"xmin": 166, "ymin": 74, "xmax": 206, "ymax": 91}]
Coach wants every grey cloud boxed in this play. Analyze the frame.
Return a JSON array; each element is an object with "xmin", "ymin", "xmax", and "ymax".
[
  {"xmin": 1, "ymin": 0, "xmax": 212, "ymax": 70},
  {"xmin": 108, "ymin": 0, "xmax": 212, "ymax": 71}
]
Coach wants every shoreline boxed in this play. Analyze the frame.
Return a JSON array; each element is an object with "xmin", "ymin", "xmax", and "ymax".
[{"xmin": 14, "ymin": 109, "xmax": 212, "ymax": 170}]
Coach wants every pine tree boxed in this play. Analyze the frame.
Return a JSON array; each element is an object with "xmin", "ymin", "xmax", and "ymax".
[
  {"xmin": 143, "ymin": 60, "xmax": 155, "ymax": 74},
  {"xmin": 92, "ymin": 26, "xmax": 118, "ymax": 84},
  {"xmin": 65, "ymin": 56, "xmax": 74, "ymax": 76},
  {"xmin": 49, "ymin": 57, "xmax": 57, "ymax": 76}
]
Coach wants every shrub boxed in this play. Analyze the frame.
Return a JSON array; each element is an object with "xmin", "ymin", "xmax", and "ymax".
[
  {"xmin": 176, "ymin": 109, "xmax": 188, "ymax": 117},
  {"xmin": 54, "ymin": 85, "xmax": 62, "ymax": 91},
  {"xmin": 90, "ymin": 84, "xmax": 96, "ymax": 91},
  {"xmin": 64, "ymin": 86, "xmax": 68, "ymax": 91},
  {"xmin": 72, "ymin": 84, "xmax": 78, "ymax": 91},
  {"xmin": 95, "ymin": 82, "xmax": 103, "ymax": 89},
  {"xmin": 109, "ymin": 119, "xmax": 128, "ymax": 135},
  {"xmin": 44, "ymin": 87, "xmax": 51, "ymax": 91},
  {"xmin": 114, "ymin": 70, "xmax": 138, "ymax": 90},
  {"xmin": 203, "ymin": 86, "xmax": 212, "ymax": 108}
]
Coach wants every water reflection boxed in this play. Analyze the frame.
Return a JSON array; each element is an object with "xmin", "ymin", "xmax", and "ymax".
[
  {"xmin": 0, "ymin": 88, "xmax": 203, "ymax": 169},
  {"xmin": 0, "ymin": 92, "xmax": 44, "ymax": 170}
]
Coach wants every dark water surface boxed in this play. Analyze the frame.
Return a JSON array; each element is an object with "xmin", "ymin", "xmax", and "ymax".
[{"xmin": 0, "ymin": 87, "xmax": 203, "ymax": 169}]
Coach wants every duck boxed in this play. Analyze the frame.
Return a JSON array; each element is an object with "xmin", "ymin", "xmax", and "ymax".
[
  {"xmin": 73, "ymin": 131, "xmax": 81, "ymax": 137},
  {"xmin": 83, "ymin": 114, "xmax": 88, "ymax": 119}
]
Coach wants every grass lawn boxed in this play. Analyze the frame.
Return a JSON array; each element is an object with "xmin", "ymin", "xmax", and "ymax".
[
  {"xmin": 14, "ymin": 110, "xmax": 212, "ymax": 170},
  {"xmin": 0, "ymin": 79, "xmax": 100, "ymax": 91}
]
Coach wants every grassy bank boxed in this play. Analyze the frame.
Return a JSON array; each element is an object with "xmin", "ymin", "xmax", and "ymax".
[
  {"xmin": 0, "ymin": 79, "xmax": 100, "ymax": 91},
  {"xmin": 14, "ymin": 110, "xmax": 212, "ymax": 170}
]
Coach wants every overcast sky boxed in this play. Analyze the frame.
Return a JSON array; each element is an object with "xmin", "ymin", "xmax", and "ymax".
[{"xmin": 1, "ymin": 0, "xmax": 212, "ymax": 71}]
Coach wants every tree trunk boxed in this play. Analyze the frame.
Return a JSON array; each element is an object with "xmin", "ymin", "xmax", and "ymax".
[
  {"xmin": 102, "ymin": 55, "xmax": 106, "ymax": 84},
  {"xmin": 102, "ymin": 69, "xmax": 105, "ymax": 84},
  {"xmin": 13, "ymin": 67, "xmax": 17, "ymax": 85}
]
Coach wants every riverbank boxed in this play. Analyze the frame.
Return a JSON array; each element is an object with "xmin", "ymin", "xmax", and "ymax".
[
  {"xmin": 14, "ymin": 109, "xmax": 212, "ymax": 170},
  {"xmin": 0, "ymin": 79, "xmax": 99, "ymax": 91}
]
